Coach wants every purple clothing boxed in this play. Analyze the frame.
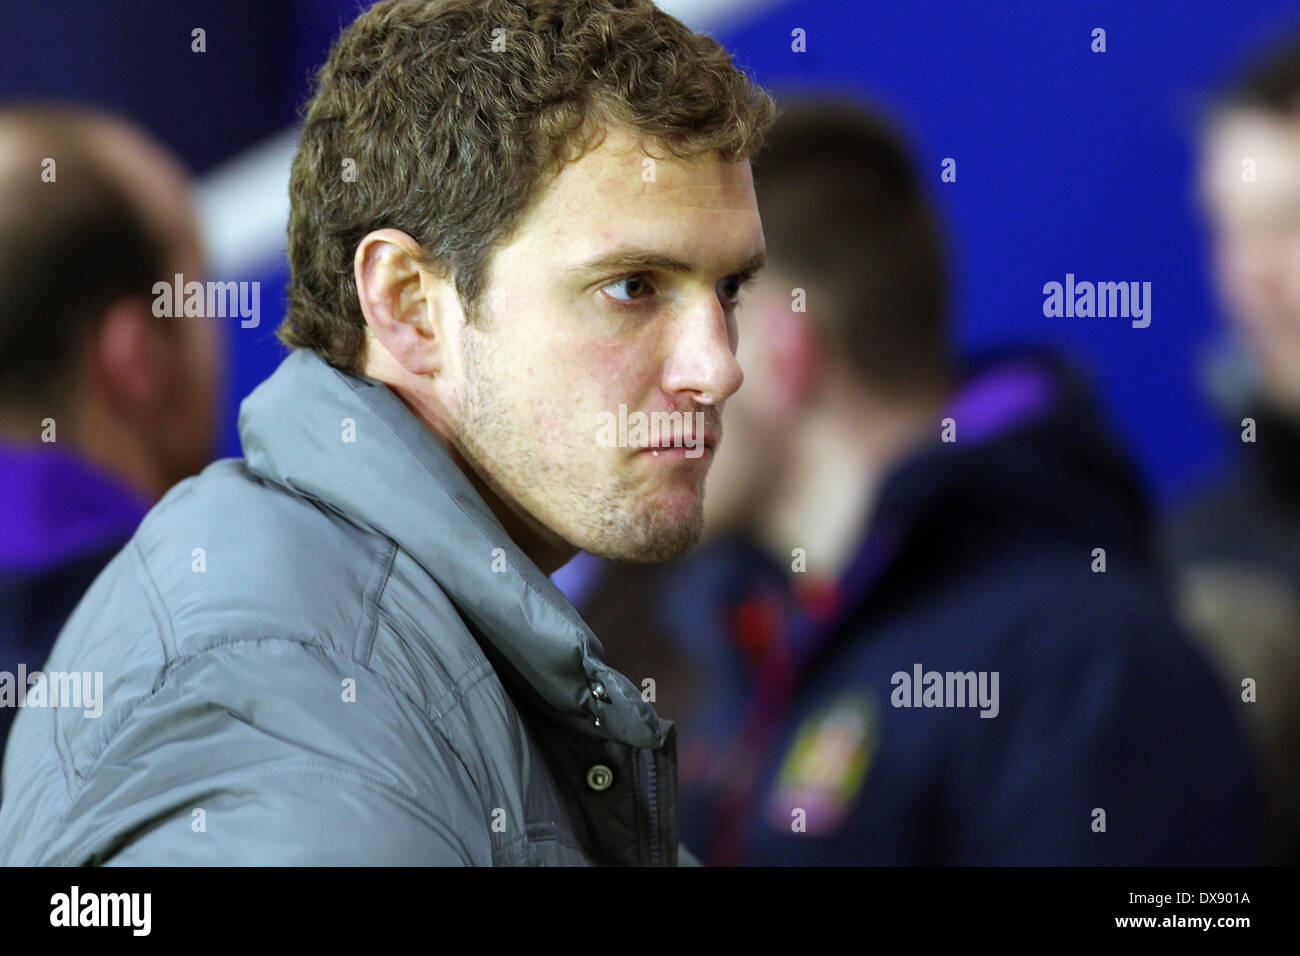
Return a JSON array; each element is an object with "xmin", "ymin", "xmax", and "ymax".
[
  {"xmin": 0, "ymin": 442, "xmax": 149, "ymax": 576},
  {"xmin": 942, "ymin": 359, "xmax": 1057, "ymax": 444},
  {"xmin": 0, "ymin": 442, "xmax": 150, "ymax": 771}
]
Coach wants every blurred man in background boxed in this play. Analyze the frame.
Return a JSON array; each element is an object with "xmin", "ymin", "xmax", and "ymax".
[
  {"xmin": 570, "ymin": 99, "xmax": 1259, "ymax": 864},
  {"xmin": 0, "ymin": 105, "xmax": 220, "ymax": 768},
  {"xmin": 1166, "ymin": 30, "xmax": 1300, "ymax": 864}
]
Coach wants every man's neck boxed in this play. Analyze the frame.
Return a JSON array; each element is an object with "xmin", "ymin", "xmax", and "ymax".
[
  {"xmin": 444, "ymin": 438, "xmax": 579, "ymax": 576},
  {"xmin": 366, "ymin": 349, "xmax": 578, "ymax": 577},
  {"xmin": 0, "ymin": 400, "xmax": 162, "ymax": 501}
]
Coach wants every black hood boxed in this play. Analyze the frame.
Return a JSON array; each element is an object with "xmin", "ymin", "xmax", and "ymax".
[{"xmin": 871, "ymin": 349, "xmax": 1156, "ymax": 576}]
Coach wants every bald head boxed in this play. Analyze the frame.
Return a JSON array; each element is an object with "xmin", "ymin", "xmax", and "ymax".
[
  {"xmin": 0, "ymin": 104, "xmax": 219, "ymax": 499},
  {"xmin": 0, "ymin": 108, "xmax": 201, "ymax": 267},
  {"xmin": 0, "ymin": 106, "xmax": 205, "ymax": 407}
]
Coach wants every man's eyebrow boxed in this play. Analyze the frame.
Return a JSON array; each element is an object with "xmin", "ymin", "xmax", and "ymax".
[{"xmin": 569, "ymin": 249, "xmax": 767, "ymax": 278}]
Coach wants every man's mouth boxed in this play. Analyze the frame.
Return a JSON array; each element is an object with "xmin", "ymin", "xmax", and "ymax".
[
  {"xmin": 637, "ymin": 429, "xmax": 719, "ymax": 459},
  {"xmin": 642, "ymin": 444, "xmax": 713, "ymax": 460},
  {"xmin": 596, "ymin": 404, "xmax": 721, "ymax": 459}
]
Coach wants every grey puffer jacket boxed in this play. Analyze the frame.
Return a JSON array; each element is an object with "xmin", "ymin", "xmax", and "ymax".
[{"xmin": 0, "ymin": 348, "xmax": 689, "ymax": 865}]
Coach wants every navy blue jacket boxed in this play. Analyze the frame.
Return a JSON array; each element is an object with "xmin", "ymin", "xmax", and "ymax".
[{"xmin": 649, "ymin": 354, "xmax": 1259, "ymax": 865}]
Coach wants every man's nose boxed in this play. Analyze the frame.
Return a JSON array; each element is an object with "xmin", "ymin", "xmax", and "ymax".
[{"xmin": 659, "ymin": 297, "xmax": 744, "ymax": 406}]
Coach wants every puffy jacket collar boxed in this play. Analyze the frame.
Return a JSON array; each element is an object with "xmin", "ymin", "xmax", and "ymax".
[{"xmin": 238, "ymin": 348, "xmax": 669, "ymax": 751}]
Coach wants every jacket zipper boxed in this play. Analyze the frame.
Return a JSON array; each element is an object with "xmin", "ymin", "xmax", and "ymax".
[{"xmin": 642, "ymin": 749, "xmax": 661, "ymax": 866}]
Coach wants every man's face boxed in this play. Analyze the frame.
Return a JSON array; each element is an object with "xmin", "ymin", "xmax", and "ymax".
[
  {"xmin": 1203, "ymin": 109, "xmax": 1300, "ymax": 410},
  {"xmin": 94, "ymin": 118, "xmax": 222, "ymax": 491},
  {"xmin": 703, "ymin": 266, "xmax": 803, "ymax": 534},
  {"xmin": 449, "ymin": 124, "xmax": 763, "ymax": 562}
]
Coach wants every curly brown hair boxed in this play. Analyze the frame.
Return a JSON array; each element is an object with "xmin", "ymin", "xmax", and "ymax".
[{"xmin": 280, "ymin": 0, "xmax": 777, "ymax": 372}]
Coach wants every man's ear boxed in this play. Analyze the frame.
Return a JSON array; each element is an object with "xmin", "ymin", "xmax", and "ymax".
[
  {"xmin": 764, "ymin": 299, "xmax": 824, "ymax": 410},
  {"xmin": 93, "ymin": 298, "xmax": 169, "ymax": 414},
  {"xmin": 354, "ymin": 228, "xmax": 442, "ymax": 376}
]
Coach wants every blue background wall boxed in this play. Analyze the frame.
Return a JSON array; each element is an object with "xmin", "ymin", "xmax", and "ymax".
[
  {"xmin": 718, "ymin": 0, "xmax": 1300, "ymax": 500},
  {"xmin": 5, "ymin": 0, "xmax": 1300, "ymax": 502}
]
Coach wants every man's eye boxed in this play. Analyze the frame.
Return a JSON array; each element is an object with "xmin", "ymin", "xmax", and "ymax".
[
  {"xmin": 719, "ymin": 273, "xmax": 757, "ymax": 305},
  {"xmin": 602, "ymin": 274, "xmax": 654, "ymax": 303}
]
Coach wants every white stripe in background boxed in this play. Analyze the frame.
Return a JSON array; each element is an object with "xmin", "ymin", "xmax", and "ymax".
[
  {"xmin": 196, "ymin": 125, "xmax": 298, "ymax": 277},
  {"xmin": 657, "ymin": 0, "xmax": 783, "ymax": 30},
  {"xmin": 196, "ymin": 0, "xmax": 780, "ymax": 277}
]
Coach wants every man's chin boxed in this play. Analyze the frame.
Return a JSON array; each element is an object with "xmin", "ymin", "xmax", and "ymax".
[
  {"xmin": 581, "ymin": 502, "xmax": 705, "ymax": 564},
  {"xmin": 611, "ymin": 528, "xmax": 703, "ymax": 564}
]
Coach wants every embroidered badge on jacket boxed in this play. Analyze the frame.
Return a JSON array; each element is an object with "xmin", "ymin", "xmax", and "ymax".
[{"xmin": 766, "ymin": 693, "xmax": 878, "ymax": 836}]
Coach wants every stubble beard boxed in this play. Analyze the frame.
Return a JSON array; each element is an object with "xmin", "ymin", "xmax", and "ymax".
[{"xmin": 455, "ymin": 328, "xmax": 707, "ymax": 564}]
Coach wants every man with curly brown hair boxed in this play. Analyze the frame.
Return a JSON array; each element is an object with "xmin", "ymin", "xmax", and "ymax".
[{"xmin": 0, "ymin": 0, "xmax": 774, "ymax": 865}]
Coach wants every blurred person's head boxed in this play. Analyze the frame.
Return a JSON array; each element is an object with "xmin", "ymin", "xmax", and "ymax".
[
  {"xmin": 0, "ymin": 104, "xmax": 219, "ymax": 499},
  {"xmin": 1201, "ymin": 30, "xmax": 1300, "ymax": 413},
  {"xmin": 703, "ymin": 99, "xmax": 953, "ymax": 569},
  {"xmin": 281, "ymin": 0, "xmax": 774, "ymax": 572}
]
